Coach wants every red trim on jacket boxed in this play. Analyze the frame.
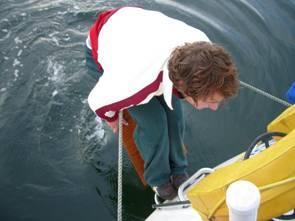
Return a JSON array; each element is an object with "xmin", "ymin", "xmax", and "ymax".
[
  {"xmin": 95, "ymin": 72, "xmax": 164, "ymax": 122},
  {"xmin": 89, "ymin": 8, "xmax": 121, "ymax": 72}
]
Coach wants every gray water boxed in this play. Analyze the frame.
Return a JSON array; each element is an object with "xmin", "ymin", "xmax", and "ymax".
[{"xmin": 0, "ymin": 0, "xmax": 294, "ymax": 220}]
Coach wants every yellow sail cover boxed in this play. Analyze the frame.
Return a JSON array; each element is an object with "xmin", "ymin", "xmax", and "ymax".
[
  {"xmin": 268, "ymin": 105, "xmax": 295, "ymax": 134},
  {"xmin": 187, "ymin": 105, "xmax": 295, "ymax": 221}
]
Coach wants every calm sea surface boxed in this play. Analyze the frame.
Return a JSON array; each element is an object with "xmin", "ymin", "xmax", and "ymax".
[{"xmin": 0, "ymin": 0, "xmax": 294, "ymax": 220}]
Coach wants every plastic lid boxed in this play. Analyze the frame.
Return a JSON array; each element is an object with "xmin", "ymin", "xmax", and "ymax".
[{"xmin": 226, "ymin": 180, "xmax": 261, "ymax": 215}]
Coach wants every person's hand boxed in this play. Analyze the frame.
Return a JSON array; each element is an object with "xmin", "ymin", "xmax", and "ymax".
[{"xmin": 106, "ymin": 117, "xmax": 128, "ymax": 133}]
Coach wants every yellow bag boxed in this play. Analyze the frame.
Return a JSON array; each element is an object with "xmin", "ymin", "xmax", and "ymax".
[
  {"xmin": 187, "ymin": 105, "xmax": 295, "ymax": 221},
  {"xmin": 268, "ymin": 105, "xmax": 295, "ymax": 134}
]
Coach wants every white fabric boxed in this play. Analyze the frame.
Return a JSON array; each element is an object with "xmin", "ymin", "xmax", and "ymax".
[{"xmin": 88, "ymin": 7, "xmax": 210, "ymax": 117}]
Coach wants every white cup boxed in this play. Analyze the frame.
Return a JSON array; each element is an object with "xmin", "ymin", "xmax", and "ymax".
[{"xmin": 226, "ymin": 180, "xmax": 261, "ymax": 221}]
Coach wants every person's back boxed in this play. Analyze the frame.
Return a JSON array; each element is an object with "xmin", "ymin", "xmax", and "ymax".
[{"xmin": 97, "ymin": 7, "xmax": 210, "ymax": 69}]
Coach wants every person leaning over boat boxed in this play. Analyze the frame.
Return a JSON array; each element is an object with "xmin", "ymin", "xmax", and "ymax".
[{"xmin": 85, "ymin": 7, "xmax": 239, "ymax": 200}]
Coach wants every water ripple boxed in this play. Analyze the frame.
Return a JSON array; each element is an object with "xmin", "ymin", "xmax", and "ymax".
[
  {"xmin": 155, "ymin": 0, "xmax": 227, "ymax": 33},
  {"xmin": 239, "ymin": 0, "xmax": 265, "ymax": 22}
]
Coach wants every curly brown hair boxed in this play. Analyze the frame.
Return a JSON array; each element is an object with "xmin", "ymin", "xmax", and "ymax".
[{"xmin": 168, "ymin": 41, "xmax": 239, "ymax": 101}]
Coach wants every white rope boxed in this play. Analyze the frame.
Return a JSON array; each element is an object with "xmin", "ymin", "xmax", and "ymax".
[
  {"xmin": 240, "ymin": 81, "xmax": 292, "ymax": 107},
  {"xmin": 117, "ymin": 111, "xmax": 123, "ymax": 221}
]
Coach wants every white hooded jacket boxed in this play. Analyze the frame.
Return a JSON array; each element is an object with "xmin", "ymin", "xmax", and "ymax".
[{"xmin": 87, "ymin": 7, "xmax": 210, "ymax": 122}]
